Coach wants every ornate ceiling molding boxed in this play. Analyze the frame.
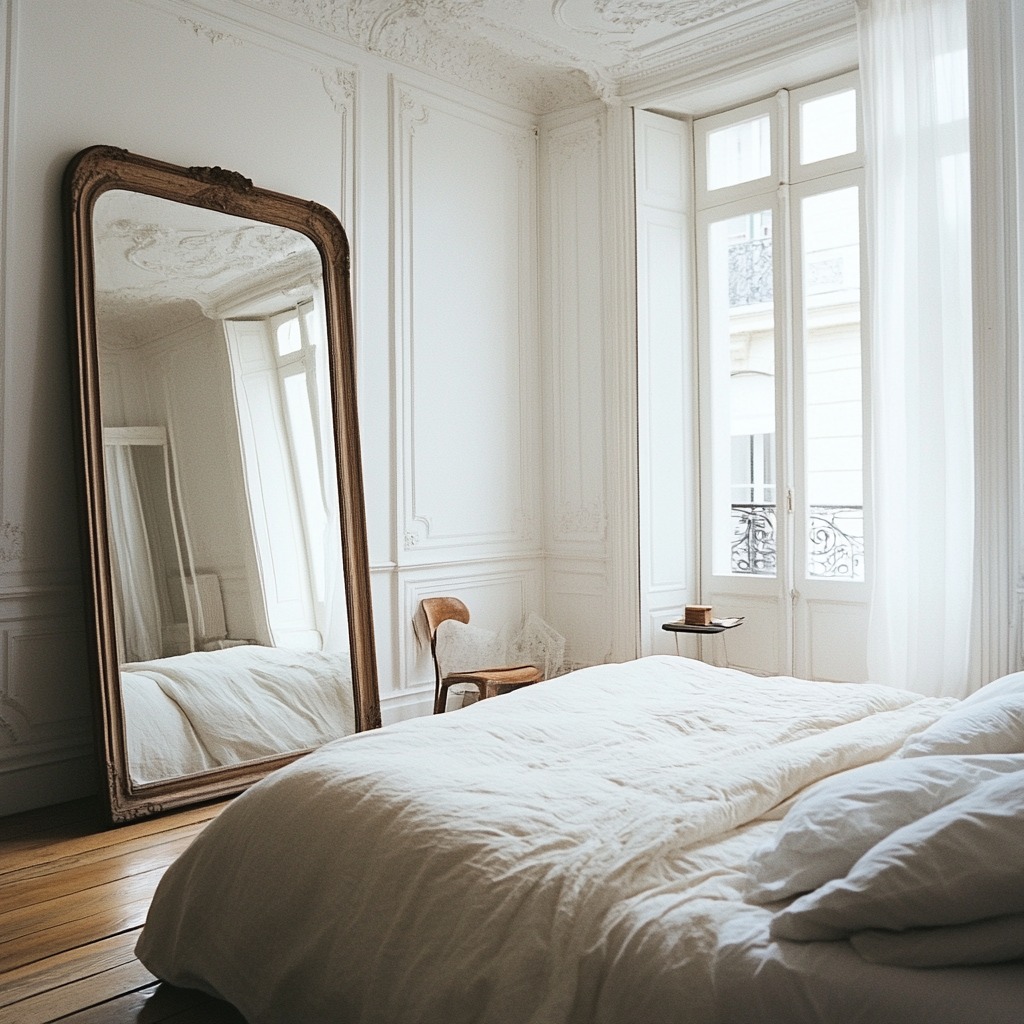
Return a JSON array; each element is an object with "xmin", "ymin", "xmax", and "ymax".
[{"xmin": 186, "ymin": 0, "xmax": 854, "ymax": 113}]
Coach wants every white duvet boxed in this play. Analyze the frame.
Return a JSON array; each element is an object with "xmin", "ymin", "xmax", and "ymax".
[
  {"xmin": 122, "ymin": 645, "xmax": 354, "ymax": 785},
  {"xmin": 137, "ymin": 656, "xmax": 1020, "ymax": 1023}
]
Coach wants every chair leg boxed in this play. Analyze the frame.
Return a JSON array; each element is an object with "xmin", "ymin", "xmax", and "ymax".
[{"xmin": 436, "ymin": 680, "xmax": 456, "ymax": 714}]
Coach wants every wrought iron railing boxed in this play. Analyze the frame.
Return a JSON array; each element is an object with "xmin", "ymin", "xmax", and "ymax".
[
  {"xmin": 731, "ymin": 504, "xmax": 864, "ymax": 580},
  {"xmin": 729, "ymin": 238, "xmax": 773, "ymax": 306},
  {"xmin": 731, "ymin": 504, "xmax": 777, "ymax": 575}
]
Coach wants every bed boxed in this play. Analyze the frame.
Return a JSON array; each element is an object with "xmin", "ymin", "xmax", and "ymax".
[
  {"xmin": 135, "ymin": 655, "xmax": 1024, "ymax": 1022},
  {"xmin": 121, "ymin": 645, "xmax": 355, "ymax": 785}
]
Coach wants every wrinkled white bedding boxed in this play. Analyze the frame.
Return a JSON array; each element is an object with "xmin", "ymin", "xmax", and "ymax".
[
  {"xmin": 137, "ymin": 656, "xmax": 1022, "ymax": 1023},
  {"xmin": 122, "ymin": 645, "xmax": 354, "ymax": 785}
]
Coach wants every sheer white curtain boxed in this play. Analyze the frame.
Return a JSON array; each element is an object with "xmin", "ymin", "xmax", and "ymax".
[
  {"xmin": 858, "ymin": 0, "xmax": 974, "ymax": 697},
  {"xmin": 104, "ymin": 444, "xmax": 164, "ymax": 662}
]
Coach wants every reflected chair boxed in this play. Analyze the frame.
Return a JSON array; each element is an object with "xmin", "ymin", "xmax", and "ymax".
[{"xmin": 421, "ymin": 597, "xmax": 544, "ymax": 714}]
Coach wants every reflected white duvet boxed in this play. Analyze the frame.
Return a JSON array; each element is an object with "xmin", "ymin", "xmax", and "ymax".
[
  {"xmin": 121, "ymin": 645, "xmax": 354, "ymax": 784},
  {"xmin": 136, "ymin": 656, "xmax": 1024, "ymax": 1023}
]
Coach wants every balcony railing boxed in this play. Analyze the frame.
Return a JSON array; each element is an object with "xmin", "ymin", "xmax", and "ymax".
[{"xmin": 731, "ymin": 504, "xmax": 864, "ymax": 580}]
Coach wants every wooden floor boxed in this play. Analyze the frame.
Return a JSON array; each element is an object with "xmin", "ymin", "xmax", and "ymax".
[{"xmin": 0, "ymin": 797, "xmax": 247, "ymax": 1023}]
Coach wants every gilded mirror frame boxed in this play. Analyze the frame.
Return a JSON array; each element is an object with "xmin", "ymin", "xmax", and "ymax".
[{"xmin": 64, "ymin": 145, "xmax": 380, "ymax": 823}]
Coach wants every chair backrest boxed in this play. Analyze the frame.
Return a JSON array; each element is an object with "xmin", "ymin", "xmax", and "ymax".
[{"xmin": 421, "ymin": 597, "xmax": 470, "ymax": 642}]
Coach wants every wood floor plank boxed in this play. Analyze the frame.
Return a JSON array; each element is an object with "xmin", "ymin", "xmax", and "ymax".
[
  {"xmin": 0, "ymin": 929, "xmax": 141, "ymax": 1009},
  {"xmin": 1, "ymin": 866, "xmax": 165, "ymax": 946},
  {"xmin": 7, "ymin": 958, "xmax": 157, "ymax": 1024},
  {"xmin": 0, "ymin": 798, "xmax": 236, "ymax": 1022},
  {"xmin": 0, "ymin": 820, "xmax": 208, "ymax": 892},
  {"xmin": 0, "ymin": 832, "xmax": 197, "ymax": 916},
  {"xmin": 0, "ymin": 897, "xmax": 151, "ymax": 974},
  {"xmin": 0, "ymin": 803, "xmax": 225, "ymax": 877}
]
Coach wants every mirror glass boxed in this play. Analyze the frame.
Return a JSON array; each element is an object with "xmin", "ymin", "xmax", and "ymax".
[{"xmin": 65, "ymin": 147, "xmax": 379, "ymax": 822}]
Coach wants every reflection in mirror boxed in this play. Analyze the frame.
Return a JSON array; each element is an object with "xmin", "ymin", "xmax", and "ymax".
[{"xmin": 65, "ymin": 148, "xmax": 378, "ymax": 822}]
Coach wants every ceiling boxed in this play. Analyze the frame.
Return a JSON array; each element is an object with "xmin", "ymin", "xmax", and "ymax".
[{"xmin": 229, "ymin": 0, "xmax": 857, "ymax": 114}]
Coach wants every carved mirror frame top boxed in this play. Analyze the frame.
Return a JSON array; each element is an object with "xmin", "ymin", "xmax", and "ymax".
[{"xmin": 63, "ymin": 145, "xmax": 379, "ymax": 823}]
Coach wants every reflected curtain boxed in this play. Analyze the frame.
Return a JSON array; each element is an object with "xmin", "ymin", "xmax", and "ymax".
[
  {"xmin": 104, "ymin": 444, "xmax": 164, "ymax": 662},
  {"xmin": 858, "ymin": 0, "xmax": 974, "ymax": 697}
]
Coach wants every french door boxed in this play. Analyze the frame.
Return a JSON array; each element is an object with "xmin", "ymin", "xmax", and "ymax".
[{"xmin": 694, "ymin": 74, "xmax": 871, "ymax": 680}]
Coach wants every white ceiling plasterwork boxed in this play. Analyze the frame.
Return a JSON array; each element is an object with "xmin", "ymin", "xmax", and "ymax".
[
  {"xmin": 94, "ymin": 192, "xmax": 322, "ymax": 343},
  {"xmin": 215, "ymin": 0, "xmax": 855, "ymax": 113}
]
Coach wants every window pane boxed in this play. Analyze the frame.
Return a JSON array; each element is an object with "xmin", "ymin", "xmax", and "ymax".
[
  {"xmin": 708, "ymin": 210, "xmax": 776, "ymax": 576},
  {"xmin": 801, "ymin": 186, "xmax": 864, "ymax": 580},
  {"xmin": 799, "ymin": 89, "xmax": 857, "ymax": 165},
  {"xmin": 276, "ymin": 316, "xmax": 301, "ymax": 356},
  {"xmin": 706, "ymin": 115, "xmax": 771, "ymax": 190},
  {"xmin": 283, "ymin": 372, "xmax": 327, "ymax": 599}
]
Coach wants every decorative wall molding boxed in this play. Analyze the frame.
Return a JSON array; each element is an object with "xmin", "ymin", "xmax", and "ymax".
[
  {"xmin": 555, "ymin": 500, "xmax": 607, "ymax": 540},
  {"xmin": 392, "ymin": 80, "xmax": 540, "ymax": 560},
  {"xmin": 545, "ymin": 559, "xmax": 614, "ymax": 666},
  {"xmin": 543, "ymin": 115, "xmax": 608, "ymax": 552},
  {"xmin": 167, "ymin": 4, "xmax": 358, "ymax": 227},
  {"xmin": 397, "ymin": 87, "xmax": 430, "ymax": 136},
  {"xmin": 316, "ymin": 64, "xmax": 355, "ymax": 114},
  {"xmin": 0, "ymin": 585, "xmax": 93, "ymax": 809},
  {"xmin": 0, "ymin": 520, "xmax": 23, "ymax": 564},
  {"xmin": 178, "ymin": 15, "xmax": 243, "ymax": 46}
]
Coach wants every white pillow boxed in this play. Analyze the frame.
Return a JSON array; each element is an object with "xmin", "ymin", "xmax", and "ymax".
[
  {"xmin": 900, "ymin": 694, "xmax": 1024, "ymax": 757},
  {"xmin": 770, "ymin": 770, "xmax": 1024, "ymax": 942},
  {"xmin": 960, "ymin": 670, "xmax": 1024, "ymax": 707},
  {"xmin": 849, "ymin": 914, "xmax": 1024, "ymax": 967},
  {"xmin": 746, "ymin": 754, "xmax": 1024, "ymax": 904}
]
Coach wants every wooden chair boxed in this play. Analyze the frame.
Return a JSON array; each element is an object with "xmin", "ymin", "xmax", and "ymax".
[{"xmin": 421, "ymin": 597, "xmax": 543, "ymax": 714}]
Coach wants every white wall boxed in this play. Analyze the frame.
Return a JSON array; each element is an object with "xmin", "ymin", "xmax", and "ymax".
[{"xmin": 0, "ymin": 0, "xmax": 574, "ymax": 813}]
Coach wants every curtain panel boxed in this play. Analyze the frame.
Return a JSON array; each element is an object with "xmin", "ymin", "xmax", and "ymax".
[{"xmin": 857, "ymin": 0, "xmax": 974, "ymax": 697}]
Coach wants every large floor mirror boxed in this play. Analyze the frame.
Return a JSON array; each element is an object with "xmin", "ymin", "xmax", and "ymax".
[{"xmin": 64, "ymin": 146, "xmax": 379, "ymax": 823}]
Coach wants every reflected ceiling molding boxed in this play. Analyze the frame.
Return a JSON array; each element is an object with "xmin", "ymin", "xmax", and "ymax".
[{"xmin": 94, "ymin": 201, "xmax": 322, "ymax": 342}]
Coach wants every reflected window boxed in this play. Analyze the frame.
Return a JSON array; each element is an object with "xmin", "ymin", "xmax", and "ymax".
[
  {"xmin": 274, "ymin": 305, "xmax": 328, "ymax": 608},
  {"xmin": 225, "ymin": 298, "xmax": 330, "ymax": 649}
]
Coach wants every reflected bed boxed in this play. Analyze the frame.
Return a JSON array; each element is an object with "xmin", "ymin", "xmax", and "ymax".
[
  {"xmin": 136, "ymin": 656, "xmax": 1024, "ymax": 1023},
  {"xmin": 121, "ymin": 645, "xmax": 354, "ymax": 785}
]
